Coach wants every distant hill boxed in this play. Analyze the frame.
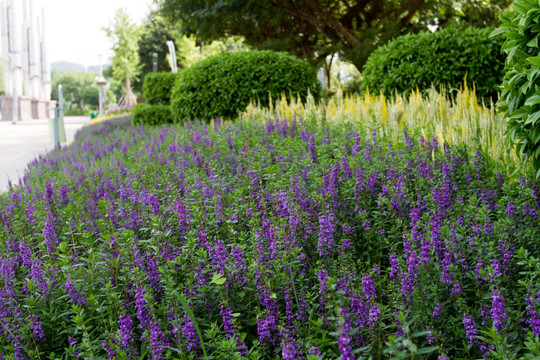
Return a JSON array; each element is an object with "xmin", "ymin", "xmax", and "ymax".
[
  {"xmin": 51, "ymin": 61, "xmax": 111, "ymax": 73},
  {"xmin": 51, "ymin": 61, "xmax": 85, "ymax": 73}
]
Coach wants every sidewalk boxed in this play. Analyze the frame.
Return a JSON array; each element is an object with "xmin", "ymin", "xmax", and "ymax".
[{"xmin": 0, "ymin": 116, "xmax": 89, "ymax": 193}]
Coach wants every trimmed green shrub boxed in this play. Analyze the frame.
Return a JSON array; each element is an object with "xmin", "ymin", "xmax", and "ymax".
[
  {"xmin": 171, "ymin": 50, "xmax": 321, "ymax": 121},
  {"xmin": 361, "ymin": 26, "xmax": 505, "ymax": 100},
  {"xmin": 132, "ymin": 103, "xmax": 173, "ymax": 126},
  {"xmin": 142, "ymin": 72, "xmax": 179, "ymax": 105},
  {"xmin": 495, "ymin": 0, "xmax": 540, "ymax": 177}
]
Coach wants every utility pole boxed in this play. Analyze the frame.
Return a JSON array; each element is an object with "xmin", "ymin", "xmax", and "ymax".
[{"xmin": 96, "ymin": 54, "xmax": 107, "ymax": 117}]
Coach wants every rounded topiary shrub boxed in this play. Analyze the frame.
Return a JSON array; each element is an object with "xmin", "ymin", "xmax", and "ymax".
[
  {"xmin": 171, "ymin": 50, "xmax": 321, "ymax": 121},
  {"xmin": 142, "ymin": 72, "xmax": 179, "ymax": 105},
  {"xmin": 361, "ymin": 26, "xmax": 505, "ymax": 100},
  {"xmin": 132, "ymin": 104, "xmax": 173, "ymax": 126}
]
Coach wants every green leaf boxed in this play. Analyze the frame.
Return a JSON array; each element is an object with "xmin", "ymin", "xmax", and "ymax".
[
  {"xmin": 525, "ymin": 94, "xmax": 540, "ymax": 106},
  {"xmin": 174, "ymin": 292, "xmax": 207, "ymax": 357},
  {"xmin": 526, "ymin": 111, "xmax": 540, "ymax": 125},
  {"xmin": 415, "ymin": 347, "xmax": 438, "ymax": 355},
  {"xmin": 528, "ymin": 56, "xmax": 540, "ymax": 67},
  {"xmin": 527, "ymin": 37, "xmax": 539, "ymax": 48},
  {"xmin": 490, "ymin": 27, "xmax": 508, "ymax": 37},
  {"xmin": 211, "ymin": 273, "xmax": 227, "ymax": 285}
]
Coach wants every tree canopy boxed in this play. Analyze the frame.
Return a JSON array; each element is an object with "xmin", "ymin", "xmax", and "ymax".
[
  {"xmin": 136, "ymin": 12, "xmax": 180, "ymax": 91},
  {"xmin": 51, "ymin": 71, "xmax": 96, "ymax": 110},
  {"xmin": 158, "ymin": 0, "xmax": 512, "ymax": 71},
  {"xmin": 104, "ymin": 9, "xmax": 141, "ymax": 105}
]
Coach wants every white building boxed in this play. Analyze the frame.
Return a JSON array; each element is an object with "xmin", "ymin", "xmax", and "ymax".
[{"xmin": 0, "ymin": 0, "xmax": 54, "ymax": 122}]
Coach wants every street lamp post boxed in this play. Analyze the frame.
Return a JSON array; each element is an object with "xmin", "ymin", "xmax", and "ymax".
[{"xmin": 95, "ymin": 55, "xmax": 107, "ymax": 117}]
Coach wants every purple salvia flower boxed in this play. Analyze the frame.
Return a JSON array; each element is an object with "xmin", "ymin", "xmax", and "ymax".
[
  {"xmin": 42, "ymin": 218, "xmax": 57, "ymax": 253},
  {"xmin": 135, "ymin": 287, "xmax": 151, "ymax": 332},
  {"xmin": 257, "ymin": 315, "xmax": 277, "ymax": 343},
  {"xmin": 491, "ymin": 290, "xmax": 508, "ymax": 332},
  {"xmin": 146, "ymin": 254, "xmax": 162, "ymax": 298},
  {"xmin": 118, "ymin": 313, "xmax": 133, "ymax": 348},
  {"xmin": 426, "ymin": 327, "xmax": 434, "ymax": 344},
  {"xmin": 367, "ymin": 172, "xmax": 379, "ymax": 196},
  {"xmin": 212, "ymin": 240, "xmax": 228, "ymax": 274},
  {"xmin": 280, "ymin": 329, "xmax": 302, "ymax": 360},
  {"xmin": 181, "ymin": 315, "xmax": 200, "ymax": 352},
  {"xmin": 318, "ymin": 211, "xmax": 336, "ymax": 257},
  {"xmin": 31, "ymin": 261, "xmax": 48, "ymax": 296},
  {"xmin": 231, "ymin": 245, "xmax": 247, "ymax": 284},
  {"xmin": 101, "ymin": 339, "xmax": 117, "ymax": 360},
  {"xmin": 65, "ymin": 278, "xmax": 86, "ymax": 306},
  {"xmin": 463, "ymin": 314, "xmax": 478, "ymax": 349},
  {"xmin": 526, "ymin": 291, "xmax": 540, "ymax": 336},
  {"xmin": 389, "ymin": 253, "xmax": 401, "ymax": 282},
  {"xmin": 361, "ymin": 274, "xmax": 376, "ymax": 299},
  {"xmin": 29, "ymin": 315, "xmax": 45, "ymax": 341},
  {"xmin": 491, "ymin": 258, "xmax": 502, "ymax": 279},
  {"xmin": 337, "ymin": 326, "xmax": 355, "ymax": 360},
  {"xmin": 149, "ymin": 320, "xmax": 165, "ymax": 360},
  {"xmin": 403, "ymin": 131, "xmax": 413, "ymax": 148},
  {"xmin": 60, "ymin": 185, "xmax": 69, "ymax": 205},
  {"xmin": 341, "ymin": 157, "xmax": 352, "ymax": 179},
  {"xmin": 176, "ymin": 200, "xmax": 190, "ymax": 236},
  {"xmin": 220, "ymin": 305, "xmax": 235, "ymax": 337},
  {"xmin": 368, "ymin": 304, "xmax": 381, "ymax": 327}
]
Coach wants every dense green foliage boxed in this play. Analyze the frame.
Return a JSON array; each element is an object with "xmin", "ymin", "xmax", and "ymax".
[
  {"xmin": 132, "ymin": 103, "xmax": 173, "ymax": 125},
  {"xmin": 142, "ymin": 72, "xmax": 179, "ymax": 105},
  {"xmin": 361, "ymin": 26, "xmax": 505, "ymax": 100},
  {"xmin": 136, "ymin": 12, "xmax": 180, "ymax": 92},
  {"xmin": 160, "ymin": 0, "xmax": 510, "ymax": 71},
  {"xmin": 51, "ymin": 71, "xmax": 97, "ymax": 110},
  {"xmin": 170, "ymin": 50, "xmax": 320, "ymax": 121},
  {"xmin": 104, "ymin": 8, "xmax": 141, "ymax": 103},
  {"xmin": 495, "ymin": 0, "xmax": 540, "ymax": 177},
  {"xmin": 1, "ymin": 116, "xmax": 540, "ymax": 358}
]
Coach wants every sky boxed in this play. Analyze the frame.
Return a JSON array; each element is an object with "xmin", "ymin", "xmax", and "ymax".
[{"xmin": 39, "ymin": 0, "xmax": 156, "ymax": 68}]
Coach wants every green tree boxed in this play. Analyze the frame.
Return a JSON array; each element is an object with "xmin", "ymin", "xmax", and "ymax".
[
  {"xmin": 81, "ymin": 86, "xmax": 117, "ymax": 110},
  {"xmin": 51, "ymin": 70, "xmax": 97, "ymax": 110},
  {"xmin": 104, "ymin": 8, "xmax": 141, "ymax": 105},
  {"xmin": 159, "ymin": 0, "xmax": 511, "ymax": 71},
  {"xmin": 417, "ymin": 0, "xmax": 512, "ymax": 29},
  {"xmin": 103, "ymin": 66, "xmax": 123, "ymax": 102},
  {"xmin": 137, "ymin": 12, "xmax": 180, "ymax": 91},
  {"xmin": 82, "ymin": 87, "xmax": 99, "ymax": 108}
]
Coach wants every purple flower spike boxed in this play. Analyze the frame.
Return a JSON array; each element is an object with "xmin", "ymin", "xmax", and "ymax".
[{"xmin": 491, "ymin": 290, "xmax": 508, "ymax": 332}]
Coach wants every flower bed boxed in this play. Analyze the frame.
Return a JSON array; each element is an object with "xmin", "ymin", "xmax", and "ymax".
[{"xmin": 0, "ymin": 117, "xmax": 539, "ymax": 359}]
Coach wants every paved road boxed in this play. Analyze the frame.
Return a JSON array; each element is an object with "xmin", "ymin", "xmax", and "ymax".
[{"xmin": 0, "ymin": 116, "xmax": 89, "ymax": 193}]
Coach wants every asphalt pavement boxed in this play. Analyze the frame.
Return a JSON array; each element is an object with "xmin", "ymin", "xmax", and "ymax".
[{"xmin": 0, "ymin": 116, "xmax": 89, "ymax": 193}]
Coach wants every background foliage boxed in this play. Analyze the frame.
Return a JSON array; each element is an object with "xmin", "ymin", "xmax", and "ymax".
[
  {"xmin": 103, "ymin": 9, "xmax": 141, "ymax": 99},
  {"xmin": 132, "ymin": 103, "xmax": 173, "ymax": 125},
  {"xmin": 142, "ymin": 72, "xmax": 179, "ymax": 105},
  {"xmin": 136, "ymin": 12, "xmax": 180, "ymax": 92},
  {"xmin": 170, "ymin": 50, "xmax": 320, "ymax": 121},
  {"xmin": 495, "ymin": 0, "xmax": 540, "ymax": 177},
  {"xmin": 159, "ymin": 0, "xmax": 512, "ymax": 72},
  {"xmin": 361, "ymin": 26, "xmax": 505, "ymax": 100}
]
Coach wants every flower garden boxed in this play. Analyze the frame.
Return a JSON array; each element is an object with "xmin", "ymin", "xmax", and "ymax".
[
  {"xmin": 2, "ymin": 2, "xmax": 540, "ymax": 359},
  {"xmin": 0, "ymin": 108, "xmax": 539, "ymax": 358}
]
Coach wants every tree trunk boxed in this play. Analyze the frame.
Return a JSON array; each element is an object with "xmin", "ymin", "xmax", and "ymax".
[
  {"xmin": 324, "ymin": 54, "xmax": 334, "ymax": 91},
  {"xmin": 124, "ymin": 72, "xmax": 137, "ymax": 106}
]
